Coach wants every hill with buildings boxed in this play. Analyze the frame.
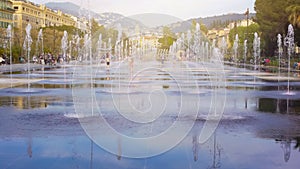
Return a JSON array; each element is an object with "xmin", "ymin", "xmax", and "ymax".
[
  {"xmin": 164, "ymin": 13, "xmax": 256, "ymax": 33},
  {"xmin": 45, "ymin": 2, "xmax": 146, "ymax": 32},
  {"xmin": 45, "ymin": 2, "xmax": 256, "ymax": 35}
]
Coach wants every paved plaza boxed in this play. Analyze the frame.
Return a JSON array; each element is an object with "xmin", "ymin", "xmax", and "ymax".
[{"xmin": 0, "ymin": 58, "xmax": 300, "ymax": 168}]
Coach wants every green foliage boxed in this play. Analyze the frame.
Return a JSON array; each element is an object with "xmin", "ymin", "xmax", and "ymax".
[
  {"xmin": 158, "ymin": 27, "xmax": 176, "ymax": 50},
  {"xmin": 200, "ymin": 23, "xmax": 208, "ymax": 35},
  {"xmin": 254, "ymin": 0, "xmax": 299, "ymax": 56},
  {"xmin": 229, "ymin": 23, "xmax": 260, "ymax": 46},
  {"xmin": 0, "ymin": 18, "xmax": 122, "ymax": 62},
  {"xmin": 190, "ymin": 20, "xmax": 208, "ymax": 34},
  {"xmin": 286, "ymin": 4, "xmax": 300, "ymax": 47},
  {"xmin": 228, "ymin": 23, "xmax": 260, "ymax": 60},
  {"xmin": 209, "ymin": 19, "xmax": 232, "ymax": 30}
]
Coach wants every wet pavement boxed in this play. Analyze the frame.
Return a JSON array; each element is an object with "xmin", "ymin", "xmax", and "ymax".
[{"xmin": 0, "ymin": 58, "xmax": 300, "ymax": 169}]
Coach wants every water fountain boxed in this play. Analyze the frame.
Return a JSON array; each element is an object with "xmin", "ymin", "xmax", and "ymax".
[
  {"xmin": 61, "ymin": 31, "xmax": 68, "ymax": 62},
  {"xmin": 220, "ymin": 37, "xmax": 227, "ymax": 57},
  {"xmin": 181, "ymin": 33, "xmax": 185, "ymax": 59},
  {"xmin": 187, "ymin": 30, "xmax": 192, "ymax": 60},
  {"xmin": 61, "ymin": 30, "xmax": 68, "ymax": 85},
  {"xmin": 37, "ymin": 29, "xmax": 43, "ymax": 61},
  {"xmin": 23, "ymin": 24, "xmax": 33, "ymax": 91},
  {"xmin": 74, "ymin": 34, "xmax": 80, "ymax": 61},
  {"xmin": 253, "ymin": 32, "xmax": 261, "ymax": 71},
  {"xmin": 97, "ymin": 33, "xmax": 102, "ymax": 62},
  {"xmin": 277, "ymin": 34, "xmax": 283, "ymax": 80},
  {"xmin": 83, "ymin": 34, "xmax": 91, "ymax": 62},
  {"xmin": 3, "ymin": 24, "xmax": 47, "ymax": 95},
  {"xmin": 116, "ymin": 24, "xmax": 122, "ymax": 61},
  {"xmin": 244, "ymin": 40, "xmax": 247, "ymax": 68},
  {"xmin": 194, "ymin": 23, "xmax": 201, "ymax": 62},
  {"xmin": 283, "ymin": 24, "xmax": 295, "ymax": 95},
  {"xmin": 205, "ymin": 42, "xmax": 209, "ymax": 60},
  {"xmin": 6, "ymin": 25, "xmax": 12, "ymax": 87},
  {"xmin": 233, "ymin": 34, "xmax": 239, "ymax": 63}
]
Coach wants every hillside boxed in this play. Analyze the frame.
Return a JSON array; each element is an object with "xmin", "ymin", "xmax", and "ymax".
[
  {"xmin": 45, "ymin": 2, "xmax": 146, "ymax": 32},
  {"xmin": 45, "ymin": 2, "xmax": 256, "ymax": 34},
  {"xmin": 165, "ymin": 13, "xmax": 256, "ymax": 33}
]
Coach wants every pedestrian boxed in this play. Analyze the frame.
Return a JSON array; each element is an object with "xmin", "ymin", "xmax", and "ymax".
[{"xmin": 106, "ymin": 52, "xmax": 110, "ymax": 69}]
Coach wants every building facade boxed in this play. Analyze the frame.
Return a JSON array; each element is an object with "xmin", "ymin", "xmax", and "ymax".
[
  {"xmin": 0, "ymin": 0, "xmax": 14, "ymax": 28},
  {"xmin": 12, "ymin": 0, "xmax": 75, "ymax": 32}
]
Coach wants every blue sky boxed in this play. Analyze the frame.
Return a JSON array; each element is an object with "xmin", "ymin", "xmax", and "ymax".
[{"xmin": 31, "ymin": 0, "xmax": 255, "ymax": 20}]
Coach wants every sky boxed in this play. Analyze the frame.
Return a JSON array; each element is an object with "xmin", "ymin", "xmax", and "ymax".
[{"xmin": 31, "ymin": 0, "xmax": 256, "ymax": 20}]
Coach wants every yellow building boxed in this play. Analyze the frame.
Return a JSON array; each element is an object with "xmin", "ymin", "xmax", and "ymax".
[
  {"xmin": 0, "ymin": 0, "xmax": 14, "ymax": 28},
  {"xmin": 12, "ymin": 0, "xmax": 75, "ymax": 32}
]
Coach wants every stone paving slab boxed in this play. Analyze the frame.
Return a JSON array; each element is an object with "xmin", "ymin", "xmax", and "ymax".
[
  {"xmin": 0, "ymin": 63, "xmax": 61, "ymax": 74},
  {"xmin": 0, "ymin": 78, "xmax": 43, "ymax": 89},
  {"xmin": 256, "ymin": 76, "xmax": 300, "ymax": 82}
]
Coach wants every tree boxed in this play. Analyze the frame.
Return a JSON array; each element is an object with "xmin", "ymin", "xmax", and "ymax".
[
  {"xmin": 286, "ymin": 4, "xmax": 300, "ymax": 46},
  {"xmin": 200, "ymin": 23, "xmax": 208, "ymax": 35},
  {"xmin": 229, "ymin": 23, "xmax": 260, "ymax": 60},
  {"xmin": 158, "ymin": 26, "xmax": 176, "ymax": 50},
  {"xmin": 254, "ymin": 0, "xmax": 298, "ymax": 56},
  {"xmin": 190, "ymin": 20, "xmax": 208, "ymax": 35}
]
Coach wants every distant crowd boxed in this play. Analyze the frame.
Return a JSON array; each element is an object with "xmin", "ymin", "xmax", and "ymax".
[{"xmin": 18, "ymin": 53, "xmax": 71, "ymax": 65}]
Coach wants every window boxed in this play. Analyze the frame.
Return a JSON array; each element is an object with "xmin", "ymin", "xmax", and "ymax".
[{"xmin": 14, "ymin": 6, "xmax": 18, "ymax": 10}]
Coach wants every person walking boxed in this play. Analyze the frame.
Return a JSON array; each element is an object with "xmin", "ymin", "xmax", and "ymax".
[{"xmin": 106, "ymin": 52, "xmax": 110, "ymax": 69}]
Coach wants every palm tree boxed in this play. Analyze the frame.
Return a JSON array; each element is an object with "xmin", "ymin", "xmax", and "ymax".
[{"xmin": 286, "ymin": 5, "xmax": 300, "ymax": 28}]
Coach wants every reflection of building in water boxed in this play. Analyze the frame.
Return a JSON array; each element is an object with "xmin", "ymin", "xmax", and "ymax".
[{"xmin": 10, "ymin": 96, "xmax": 48, "ymax": 109}]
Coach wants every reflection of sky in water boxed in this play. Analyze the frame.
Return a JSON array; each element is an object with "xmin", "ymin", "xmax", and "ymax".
[
  {"xmin": 1, "ymin": 61, "xmax": 300, "ymax": 168},
  {"xmin": 1, "ymin": 128, "xmax": 299, "ymax": 169}
]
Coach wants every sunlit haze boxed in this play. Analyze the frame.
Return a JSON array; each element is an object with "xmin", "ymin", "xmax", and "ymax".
[{"xmin": 30, "ymin": 0, "xmax": 255, "ymax": 20}]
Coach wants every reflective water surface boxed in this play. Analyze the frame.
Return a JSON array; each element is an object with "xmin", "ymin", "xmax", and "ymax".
[{"xmin": 0, "ymin": 60, "xmax": 300, "ymax": 169}]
